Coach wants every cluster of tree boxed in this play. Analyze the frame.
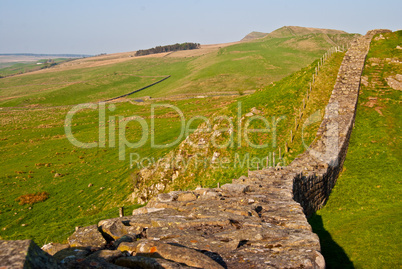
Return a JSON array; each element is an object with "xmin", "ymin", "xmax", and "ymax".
[
  {"xmin": 40, "ymin": 59, "xmax": 57, "ymax": 69},
  {"xmin": 135, "ymin": 42, "xmax": 200, "ymax": 56}
]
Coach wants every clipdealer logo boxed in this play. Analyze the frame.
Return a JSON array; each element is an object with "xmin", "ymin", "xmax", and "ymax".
[
  {"xmin": 64, "ymin": 102, "xmax": 286, "ymax": 161},
  {"xmin": 301, "ymin": 101, "xmax": 340, "ymax": 167}
]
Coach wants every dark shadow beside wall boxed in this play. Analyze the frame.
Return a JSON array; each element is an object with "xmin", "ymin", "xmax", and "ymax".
[{"xmin": 309, "ymin": 214, "xmax": 354, "ymax": 269}]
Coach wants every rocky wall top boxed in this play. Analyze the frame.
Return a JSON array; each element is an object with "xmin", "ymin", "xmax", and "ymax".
[{"xmin": 0, "ymin": 30, "xmax": 391, "ymax": 269}]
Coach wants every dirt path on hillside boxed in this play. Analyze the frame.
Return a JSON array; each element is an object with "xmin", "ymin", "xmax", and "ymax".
[{"xmin": 323, "ymin": 34, "xmax": 338, "ymax": 46}]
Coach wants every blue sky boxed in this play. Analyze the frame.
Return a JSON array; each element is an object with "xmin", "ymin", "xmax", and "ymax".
[{"xmin": 0, "ymin": 0, "xmax": 400, "ymax": 54}]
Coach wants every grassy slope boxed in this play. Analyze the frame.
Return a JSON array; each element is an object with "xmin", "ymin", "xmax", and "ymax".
[
  {"xmin": 125, "ymin": 33, "xmax": 353, "ymax": 101},
  {"xmin": 227, "ymin": 51, "xmax": 345, "ymax": 165},
  {"xmin": 0, "ymin": 58, "xmax": 183, "ymax": 107},
  {"xmin": 143, "ymin": 52, "xmax": 345, "ymax": 198},
  {"xmin": 0, "ymin": 97, "xmax": 232, "ymax": 244},
  {"xmin": 309, "ymin": 31, "xmax": 402, "ymax": 268},
  {"xmin": 0, "ymin": 32, "xmax": 354, "ymax": 107}
]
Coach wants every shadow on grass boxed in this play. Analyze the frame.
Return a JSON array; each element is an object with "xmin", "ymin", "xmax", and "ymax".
[{"xmin": 309, "ymin": 214, "xmax": 354, "ymax": 269}]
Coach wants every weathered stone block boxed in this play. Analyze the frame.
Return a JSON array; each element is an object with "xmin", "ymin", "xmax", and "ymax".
[
  {"xmin": 117, "ymin": 241, "xmax": 147, "ymax": 254},
  {"xmin": 86, "ymin": 249, "xmax": 125, "ymax": 263},
  {"xmin": 68, "ymin": 225, "xmax": 106, "ymax": 248},
  {"xmin": 177, "ymin": 192, "xmax": 197, "ymax": 202},
  {"xmin": 41, "ymin": 242, "xmax": 70, "ymax": 256},
  {"xmin": 221, "ymin": 183, "xmax": 250, "ymax": 194},
  {"xmin": 99, "ymin": 219, "xmax": 129, "ymax": 240},
  {"xmin": 132, "ymin": 207, "xmax": 165, "ymax": 215},
  {"xmin": 53, "ymin": 246, "xmax": 90, "ymax": 262},
  {"xmin": 135, "ymin": 241, "xmax": 224, "ymax": 269},
  {"xmin": 116, "ymin": 255, "xmax": 194, "ymax": 269}
]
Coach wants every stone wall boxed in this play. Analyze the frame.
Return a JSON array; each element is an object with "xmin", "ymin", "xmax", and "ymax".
[
  {"xmin": 289, "ymin": 29, "xmax": 391, "ymax": 216},
  {"xmin": 0, "ymin": 30, "xmax": 391, "ymax": 269}
]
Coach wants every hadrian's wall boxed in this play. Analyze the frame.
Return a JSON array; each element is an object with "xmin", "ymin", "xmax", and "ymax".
[
  {"xmin": 289, "ymin": 29, "xmax": 391, "ymax": 216},
  {"xmin": 0, "ymin": 29, "xmax": 391, "ymax": 269}
]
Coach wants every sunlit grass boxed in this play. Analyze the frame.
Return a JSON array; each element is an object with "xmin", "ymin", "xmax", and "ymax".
[{"xmin": 309, "ymin": 30, "xmax": 402, "ymax": 268}]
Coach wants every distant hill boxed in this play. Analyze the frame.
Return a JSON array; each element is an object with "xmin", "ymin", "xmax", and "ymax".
[
  {"xmin": 242, "ymin": 26, "xmax": 350, "ymax": 41},
  {"xmin": 241, "ymin": 31, "xmax": 268, "ymax": 41},
  {"xmin": 267, "ymin": 26, "xmax": 348, "ymax": 38},
  {"xmin": 0, "ymin": 53, "xmax": 94, "ymax": 76},
  {"xmin": 0, "ymin": 53, "xmax": 92, "ymax": 58}
]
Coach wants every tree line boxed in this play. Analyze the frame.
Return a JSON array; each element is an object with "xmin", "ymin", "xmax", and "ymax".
[{"xmin": 135, "ymin": 42, "xmax": 200, "ymax": 56}]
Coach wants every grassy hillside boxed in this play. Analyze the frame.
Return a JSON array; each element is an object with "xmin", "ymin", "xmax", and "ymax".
[
  {"xmin": 0, "ymin": 97, "xmax": 234, "ymax": 244},
  {"xmin": 0, "ymin": 58, "xmax": 72, "ymax": 77},
  {"xmin": 0, "ymin": 29, "xmax": 356, "ymax": 107},
  {"xmin": 130, "ymin": 50, "xmax": 346, "ymax": 204},
  {"xmin": 309, "ymin": 30, "xmax": 402, "ymax": 268},
  {"xmin": 0, "ymin": 26, "xmax": 357, "ymax": 245}
]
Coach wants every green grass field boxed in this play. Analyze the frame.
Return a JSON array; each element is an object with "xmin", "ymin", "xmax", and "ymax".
[
  {"xmin": 309, "ymin": 30, "xmax": 402, "ymax": 268},
  {"xmin": 0, "ymin": 97, "xmax": 235, "ymax": 244}
]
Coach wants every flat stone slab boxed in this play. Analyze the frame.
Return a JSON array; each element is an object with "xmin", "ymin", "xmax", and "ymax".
[{"xmin": 68, "ymin": 224, "xmax": 107, "ymax": 248}]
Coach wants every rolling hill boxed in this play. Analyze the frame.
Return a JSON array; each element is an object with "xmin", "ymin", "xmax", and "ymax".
[
  {"xmin": 0, "ymin": 27, "xmax": 358, "ymax": 107},
  {"xmin": 267, "ymin": 26, "xmax": 348, "ymax": 38},
  {"xmin": 241, "ymin": 25, "xmax": 349, "ymax": 41}
]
